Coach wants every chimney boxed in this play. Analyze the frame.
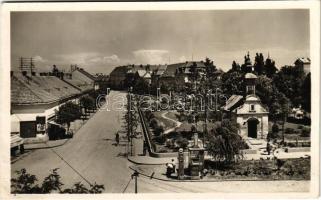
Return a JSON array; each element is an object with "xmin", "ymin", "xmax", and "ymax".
[{"xmin": 193, "ymin": 132, "xmax": 199, "ymax": 147}]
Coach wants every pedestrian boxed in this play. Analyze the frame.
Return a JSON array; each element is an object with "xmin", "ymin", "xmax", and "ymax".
[
  {"xmin": 166, "ymin": 162, "xmax": 174, "ymax": 178},
  {"xmin": 171, "ymin": 159, "xmax": 176, "ymax": 173},
  {"xmin": 115, "ymin": 132, "xmax": 120, "ymax": 146}
]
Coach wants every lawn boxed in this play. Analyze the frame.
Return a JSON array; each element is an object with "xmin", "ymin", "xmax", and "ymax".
[
  {"xmin": 153, "ymin": 111, "xmax": 177, "ymax": 131},
  {"xmin": 269, "ymin": 121, "xmax": 311, "ymax": 143}
]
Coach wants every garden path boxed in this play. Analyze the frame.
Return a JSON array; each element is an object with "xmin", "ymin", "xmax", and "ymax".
[{"xmin": 161, "ymin": 111, "xmax": 182, "ymax": 134}]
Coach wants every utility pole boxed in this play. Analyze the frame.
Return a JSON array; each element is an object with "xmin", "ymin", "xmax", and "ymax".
[
  {"xmin": 127, "ymin": 87, "xmax": 131, "ymax": 157},
  {"xmin": 131, "ymin": 170, "xmax": 139, "ymax": 193},
  {"xmin": 129, "ymin": 87, "xmax": 134, "ymax": 156},
  {"xmin": 204, "ymin": 89, "xmax": 211, "ymax": 148}
]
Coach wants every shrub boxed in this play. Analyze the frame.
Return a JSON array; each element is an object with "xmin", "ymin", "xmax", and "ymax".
[
  {"xmin": 287, "ymin": 142, "xmax": 296, "ymax": 147},
  {"xmin": 11, "ymin": 168, "xmax": 104, "ymax": 194},
  {"xmin": 301, "ymin": 127, "xmax": 310, "ymax": 137},
  {"xmin": 285, "ymin": 128, "xmax": 294, "ymax": 134},
  {"xmin": 154, "ymin": 134, "xmax": 166, "ymax": 144},
  {"xmin": 175, "ymin": 137, "xmax": 189, "ymax": 149},
  {"xmin": 149, "ymin": 118, "xmax": 159, "ymax": 129},
  {"xmin": 165, "ymin": 139, "xmax": 174, "ymax": 148},
  {"xmin": 154, "ymin": 125, "xmax": 164, "ymax": 136},
  {"xmin": 272, "ymin": 123, "xmax": 279, "ymax": 134}
]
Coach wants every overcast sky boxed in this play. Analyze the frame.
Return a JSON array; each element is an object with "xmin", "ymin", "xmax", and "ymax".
[{"xmin": 11, "ymin": 10, "xmax": 309, "ymax": 74}]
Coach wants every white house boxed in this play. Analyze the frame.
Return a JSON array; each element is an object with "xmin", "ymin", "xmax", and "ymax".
[
  {"xmin": 11, "ymin": 71, "xmax": 83, "ymax": 143},
  {"xmin": 224, "ymin": 73, "xmax": 269, "ymax": 139}
]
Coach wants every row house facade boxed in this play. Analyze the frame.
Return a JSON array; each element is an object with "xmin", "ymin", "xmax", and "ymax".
[{"xmin": 11, "ymin": 67, "xmax": 97, "ymax": 144}]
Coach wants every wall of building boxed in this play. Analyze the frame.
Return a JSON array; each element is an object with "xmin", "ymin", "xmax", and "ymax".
[{"xmin": 237, "ymin": 114, "xmax": 268, "ymax": 139}]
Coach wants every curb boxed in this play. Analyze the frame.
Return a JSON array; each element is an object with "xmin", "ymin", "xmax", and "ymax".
[
  {"xmin": 24, "ymin": 138, "xmax": 71, "ymax": 150},
  {"xmin": 127, "ymin": 157, "xmax": 168, "ymax": 165},
  {"xmin": 11, "ymin": 150, "xmax": 35, "ymax": 164},
  {"xmin": 128, "ymin": 165, "xmax": 309, "ymax": 183},
  {"xmin": 11, "ymin": 139, "xmax": 71, "ymax": 164}
]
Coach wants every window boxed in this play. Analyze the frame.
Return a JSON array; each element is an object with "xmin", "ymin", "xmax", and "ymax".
[{"xmin": 250, "ymin": 104, "xmax": 255, "ymax": 112}]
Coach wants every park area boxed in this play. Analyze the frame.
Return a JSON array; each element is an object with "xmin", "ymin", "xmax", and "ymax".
[{"xmin": 143, "ymin": 109, "xmax": 249, "ymax": 154}]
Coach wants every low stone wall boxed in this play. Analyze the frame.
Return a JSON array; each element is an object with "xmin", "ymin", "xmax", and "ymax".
[
  {"xmin": 285, "ymin": 147, "xmax": 310, "ymax": 153},
  {"xmin": 241, "ymin": 149, "xmax": 258, "ymax": 155}
]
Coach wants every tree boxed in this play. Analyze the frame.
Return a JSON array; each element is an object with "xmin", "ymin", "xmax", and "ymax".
[
  {"xmin": 80, "ymin": 95, "xmax": 96, "ymax": 114},
  {"xmin": 133, "ymin": 77, "xmax": 149, "ymax": 95},
  {"xmin": 188, "ymin": 62, "xmax": 203, "ymax": 91},
  {"xmin": 253, "ymin": 53, "xmax": 264, "ymax": 75},
  {"xmin": 301, "ymin": 73, "xmax": 311, "ymax": 112},
  {"xmin": 207, "ymin": 119, "xmax": 245, "ymax": 164},
  {"xmin": 221, "ymin": 71, "xmax": 245, "ymax": 96},
  {"xmin": 55, "ymin": 102, "xmax": 82, "ymax": 131},
  {"xmin": 273, "ymin": 65, "xmax": 305, "ymax": 107},
  {"xmin": 271, "ymin": 123, "xmax": 279, "ymax": 139},
  {"xmin": 124, "ymin": 98, "xmax": 139, "ymax": 139},
  {"xmin": 176, "ymin": 137, "xmax": 189, "ymax": 149},
  {"xmin": 11, "ymin": 168, "xmax": 104, "ymax": 194},
  {"xmin": 255, "ymin": 75, "xmax": 274, "ymax": 107},
  {"xmin": 231, "ymin": 61, "xmax": 241, "ymax": 72},
  {"xmin": 264, "ymin": 57, "xmax": 278, "ymax": 78},
  {"xmin": 204, "ymin": 57, "xmax": 217, "ymax": 77},
  {"xmin": 154, "ymin": 125, "xmax": 164, "ymax": 136}
]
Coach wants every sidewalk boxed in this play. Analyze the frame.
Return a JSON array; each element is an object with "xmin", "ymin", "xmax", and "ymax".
[
  {"xmin": 128, "ymin": 156, "xmax": 177, "ymax": 165},
  {"xmin": 24, "ymin": 138, "xmax": 70, "ymax": 150}
]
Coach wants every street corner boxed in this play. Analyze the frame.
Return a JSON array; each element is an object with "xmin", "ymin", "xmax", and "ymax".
[{"xmin": 129, "ymin": 163, "xmax": 175, "ymax": 182}]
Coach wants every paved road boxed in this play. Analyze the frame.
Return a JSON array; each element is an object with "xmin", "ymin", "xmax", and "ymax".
[
  {"xmin": 12, "ymin": 91, "xmax": 132, "ymax": 193},
  {"xmin": 11, "ymin": 90, "xmax": 310, "ymax": 193}
]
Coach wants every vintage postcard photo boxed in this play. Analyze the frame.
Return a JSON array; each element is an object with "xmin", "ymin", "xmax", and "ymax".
[{"xmin": 0, "ymin": 1, "xmax": 320, "ymax": 199}]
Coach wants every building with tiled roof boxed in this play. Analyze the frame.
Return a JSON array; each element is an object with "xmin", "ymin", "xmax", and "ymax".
[
  {"xmin": 67, "ymin": 67, "xmax": 97, "ymax": 91},
  {"xmin": 11, "ymin": 73, "xmax": 80, "ymax": 105},
  {"xmin": 11, "ymin": 71, "xmax": 83, "ymax": 142},
  {"xmin": 109, "ymin": 65, "xmax": 130, "ymax": 89}
]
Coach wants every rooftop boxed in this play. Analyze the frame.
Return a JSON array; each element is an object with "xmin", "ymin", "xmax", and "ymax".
[{"xmin": 11, "ymin": 73, "xmax": 80, "ymax": 105}]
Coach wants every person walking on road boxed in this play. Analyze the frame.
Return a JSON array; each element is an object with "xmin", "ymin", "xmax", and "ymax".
[{"xmin": 115, "ymin": 132, "xmax": 120, "ymax": 146}]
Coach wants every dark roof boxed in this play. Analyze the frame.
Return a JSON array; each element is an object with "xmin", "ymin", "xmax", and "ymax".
[
  {"xmin": 223, "ymin": 95, "xmax": 243, "ymax": 111},
  {"xmin": 110, "ymin": 66, "xmax": 129, "ymax": 76},
  {"xmin": 161, "ymin": 61, "xmax": 206, "ymax": 77},
  {"xmin": 162, "ymin": 63, "xmax": 182, "ymax": 77},
  {"xmin": 182, "ymin": 61, "xmax": 206, "ymax": 68},
  {"xmin": 11, "ymin": 74, "xmax": 80, "ymax": 105}
]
